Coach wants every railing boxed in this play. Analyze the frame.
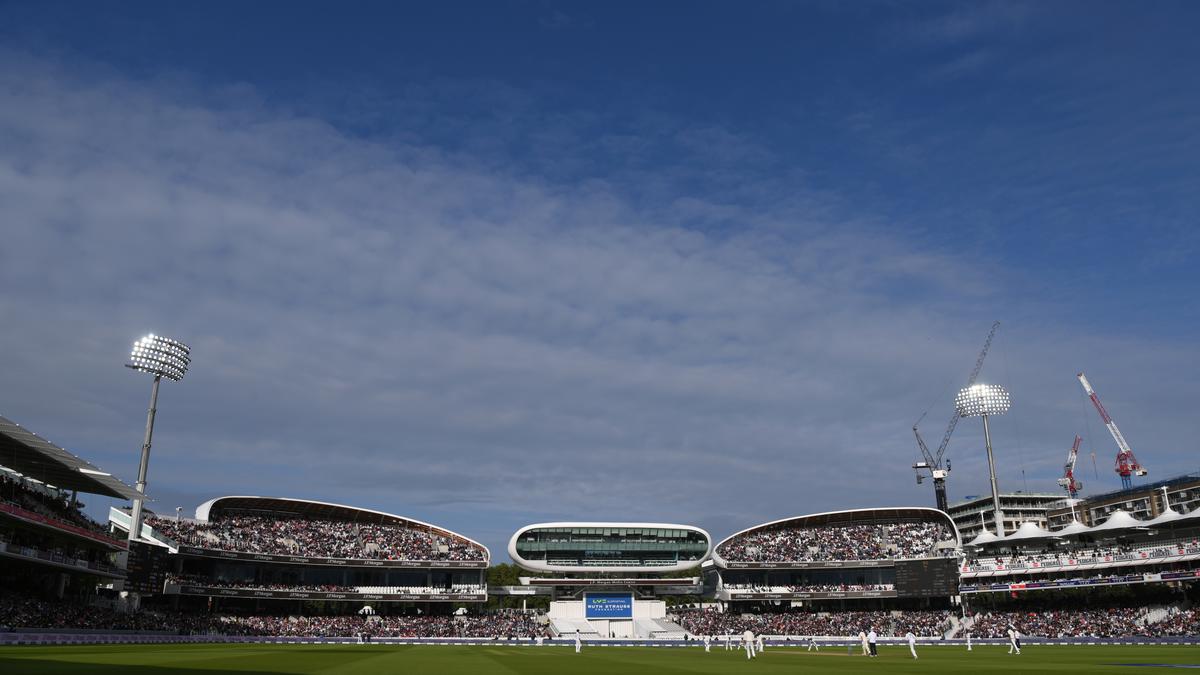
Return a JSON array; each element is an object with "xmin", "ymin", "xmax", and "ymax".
[
  {"xmin": 1, "ymin": 501, "xmax": 125, "ymax": 549},
  {"xmin": 0, "ymin": 540, "xmax": 123, "ymax": 576}
]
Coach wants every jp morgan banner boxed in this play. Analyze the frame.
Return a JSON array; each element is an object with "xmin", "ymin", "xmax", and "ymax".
[
  {"xmin": 175, "ymin": 546, "xmax": 486, "ymax": 568},
  {"xmin": 585, "ymin": 593, "xmax": 633, "ymax": 619}
]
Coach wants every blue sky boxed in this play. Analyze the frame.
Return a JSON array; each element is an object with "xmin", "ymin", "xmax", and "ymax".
[{"xmin": 0, "ymin": 1, "xmax": 1197, "ymax": 557}]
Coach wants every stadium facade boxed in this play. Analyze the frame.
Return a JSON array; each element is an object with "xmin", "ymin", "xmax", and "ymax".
[
  {"xmin": 710, "ymin": 507, "xmax": 960, "ymax": 608},
  {"xmin": 109, "ymin": 496, "xmax": 489, "ymax": 613},
  {"xmin": 4, "ymin": 409, "xmax": 1200, "ymax": 641}
]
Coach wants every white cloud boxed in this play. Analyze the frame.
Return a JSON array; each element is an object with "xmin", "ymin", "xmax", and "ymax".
[{"xmin": 0, "ymin": 50, "xmax": 1196, "ymax": 557}]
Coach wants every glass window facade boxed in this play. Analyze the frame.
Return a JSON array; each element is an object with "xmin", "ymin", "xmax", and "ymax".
[{"xmin": 514, "ymin": 527, "xmax": 709, "ymax": 566}]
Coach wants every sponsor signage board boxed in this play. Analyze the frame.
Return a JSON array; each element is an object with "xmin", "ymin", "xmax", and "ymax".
[{"xmin": 585, "ymin": 593, "xmax": 633, "ymax": 619}]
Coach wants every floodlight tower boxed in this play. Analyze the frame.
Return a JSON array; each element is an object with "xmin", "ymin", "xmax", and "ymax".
[
  {"xmin": 955, "ymin": 383, "xmax": 1011, "ymax": 538},
  {"xmin": 125, "ymin": 334, "xmax": 191, "ymax": 544}
]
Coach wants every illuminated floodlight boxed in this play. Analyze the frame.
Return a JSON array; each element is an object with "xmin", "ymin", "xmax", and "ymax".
[
  {"xmin": 955, "ymin": 382, "xmax": 1011, "ymax": 538},
  {"xmin": 954, "ymin": 383, "xmax": 1011, "ymax": 418},
  {"xmin": 124, "ymin": 333, "xmax": 192, "ymax": 552},
  {"xmin": 126, "ymin": 334, "xmax": 191, "ymax": 382}
]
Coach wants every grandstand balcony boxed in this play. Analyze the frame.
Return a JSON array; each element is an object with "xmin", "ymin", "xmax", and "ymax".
[
  {"xmin": 1, "ymin": 415, "xmax": 139, "ymax": 590},
  {"xmin": 713, "ymin": 507, "xmax": 960, "ymax": 568},
  {"xmin": 509, "ymin": 522, "xmax": 711, "ymax": 574},
  {"xmin": 711, "ymin": 507, "xmax": 961, "ymax": 601},
  {"xmin": 123, "ymin": 496, "xmax": 489, "ymax": 568}
]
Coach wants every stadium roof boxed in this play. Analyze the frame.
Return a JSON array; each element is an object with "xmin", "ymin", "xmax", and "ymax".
[
  {"xmin": 193, "ymin": 496, "xmax": 489, "ymax": 558},
  {"xmin": 0, "ymin": 414, "xmax": 139, "ymax": 500}
]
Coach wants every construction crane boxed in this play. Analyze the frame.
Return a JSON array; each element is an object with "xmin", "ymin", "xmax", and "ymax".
[
  {"xmin": 1077, "ymin": 372, "xmax": 1147, "ymax": 490},
  {"xmin": 1056, "ymin": 434, "xmax": 1083, "ymax": 498},
  {"xmin": 913, "ymin": 321, "xmax": 1001, "ymax": 512}
]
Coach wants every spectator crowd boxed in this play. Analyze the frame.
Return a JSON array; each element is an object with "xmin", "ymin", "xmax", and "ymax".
[
  {"xmin": 718, "ymin": 520, "xmax": 954, "ymax": 562},
  {"xmin": 1, "ymin": 592, "xmax": 539, "ymax": 638},
  {"xmin": 675, "ymin": 608, "xmax": 950, "ymax": 638},
  {"xmin": 1, "ymin": 474, "xmax": 114, "ymax": 541},
  {"xmin": 148, "ymin": 514, "xmax": 485, "ymax": 562}
]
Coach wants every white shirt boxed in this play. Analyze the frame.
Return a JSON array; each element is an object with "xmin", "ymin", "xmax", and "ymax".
[
  {"xmin": 867, "ymin": 630, "xmax": 877, "ymax": 644},
  {"xmin": 906, "ymin": 632, "xmax": 916, "ymax": 646}
]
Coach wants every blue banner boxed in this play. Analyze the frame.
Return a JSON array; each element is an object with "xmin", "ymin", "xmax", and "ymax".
[{"xmin": 586, "ymin": 593, "xmax": 633, "ymax": 618}]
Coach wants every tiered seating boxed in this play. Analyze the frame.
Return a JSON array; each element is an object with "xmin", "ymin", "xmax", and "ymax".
[
  {"xmin": 148, "ymin": 514, "xmax": 485, "ymax": 561},
  {"xmin": 719, "ymin": 520, "xmax": 953, "ymax": 562}
]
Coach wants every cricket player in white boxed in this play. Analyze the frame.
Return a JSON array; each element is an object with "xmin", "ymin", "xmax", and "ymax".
[
  {"xmin": 575, "ymin": 630, "xmax": 582, "ymax": 654},
  {"xmin": 867, "ymin": 628, "xmax": 878, "ymax": 657},
  {"xmin": 535, "ymin": 636, "xmax": 543, "ymax": 647},
  {"xmin": 703, "ymin": 634, "xmax": 711, "ymax": 652},
  {"xmin": 756, "ymin": 634, "xmax": 765, "ymax": 654},
  {"xmin": 807, "ymin": 637, "xmax": 819, "ymax": 652},
  {"xmin": 906, "ymin": 631, "xmax": 918, "ymax": 659},
  {"xmin": 743, "ymin": 630, "xmax": 756, "ymax": 660},
  {"xmin": 725, "ymin": 634, "xmax": 732, "ymax": 650},
  {"xmin": 1007, "ymin": 625, "xmax": 1021, "ymax": 655},
  {"xmin": 859, "ymin": 630, "xmax": 869, "ymax": 656}
]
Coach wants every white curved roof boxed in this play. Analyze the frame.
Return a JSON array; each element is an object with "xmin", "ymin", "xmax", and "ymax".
[
  {"xmin": 1145, "ymin": 508, "xmax": 1183, "ymax": 527},
  {"xmin": 508, "ymin": 521, "xmax": 711, "ymax": 574},
  {"xmin": 1004, "ymin": 522, "xmax": 1059, "ymax": 542},
  {"xmin": 1089, "ymin": 509, "xmax": 1145, "ymax": 534},
  {"xmin": 193, "ymin": 495, "xmax": 489, "ymax": 561},
  {"xmin": 711, "ymin": 506, "xmax": 960, "ymax": 567},
  {"xmin": 965, "ymin": 530, "xmax": 1000, "ymax": 547},
  {"xmin": 1055, "ymin": 520, "xmax": 1093, "ymax": 536}
]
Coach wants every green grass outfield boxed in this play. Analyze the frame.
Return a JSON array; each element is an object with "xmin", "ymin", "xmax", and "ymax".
[{"xmin": 1, "ymin": 643, "xmax": 1198, "ymax": 674}]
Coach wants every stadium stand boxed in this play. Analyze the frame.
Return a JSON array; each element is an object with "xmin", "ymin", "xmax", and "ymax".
[
  {"xmin": 148, "ymin": 513, "xmax": 485, "ymax": 561},
  {"xmin": 718, "ymin": 519, "xmax": 954, "ymax": 562}
]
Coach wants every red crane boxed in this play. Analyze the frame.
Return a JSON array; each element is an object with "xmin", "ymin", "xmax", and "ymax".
[
  {"xmin": 1077, "ymin": 372, "xmax": 1147, "ymax": 490},
  {"xmin": 1056, "ymin": 435, "xmax": 1083, "ymax": 498}
]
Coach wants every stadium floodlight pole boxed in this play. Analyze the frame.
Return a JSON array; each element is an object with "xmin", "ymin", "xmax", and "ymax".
[
  {"xmin": 955, "ymin": 383, "xmax": 1011, "ymax": 538},
  {"xmin": 125, "ymin": 334, "xmax": 191, "ymax": 545}
]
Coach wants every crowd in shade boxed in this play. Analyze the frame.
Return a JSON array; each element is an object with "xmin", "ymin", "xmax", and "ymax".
[
  {"xmin": 147, "ymin": 514, "xmax": 485, "ymax": 561},
  {"xmin": 967, "ymin": 607, "xmax": 1154, "ymax": 639},
  {"xmin": 0, "ymin": 592, "xmax": 540, "ymax": 637},
  {"xmin": 718, "ymin": 521, "xmax": 954, "ymax": 562},
  {"xmin": 1156, "ymin": 608, "xmax": 1200, "ymax": 636},
  {"xmin": 674, "ymin": 609, "xmax": 950, "ymax": 638},
  {"xmin": 0, "ymin": 592, "xmax": 202, "ymax": 632},
  {"xmin": 214, "ymin": 612, "xmax": 543, "ymax": 638},
  {"xmin": 0, "ymin": 474, "xmax": 112, "ymax": 539}
]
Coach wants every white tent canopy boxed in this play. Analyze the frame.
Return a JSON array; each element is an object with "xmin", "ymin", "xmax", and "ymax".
[
  {"xmin": 1004, "ymin": 521, "xmax": 1059, "ymax": 542},
  {"xmin": 966, "ymin": 530, "xmax": 1000, "ymax": 547},
  {"xmin": 1055, "ymin": 520, "xmax": 1093, "ymax": 537},
  {"xmin": 1088, "ymin": 509, "xmax": 1145, "ymax": 533}
]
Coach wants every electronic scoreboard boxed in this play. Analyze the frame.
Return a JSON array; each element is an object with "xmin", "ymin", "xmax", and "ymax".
[{"xmin": 894, "ymin": 558, "xmax": 959, "ymax": 597}]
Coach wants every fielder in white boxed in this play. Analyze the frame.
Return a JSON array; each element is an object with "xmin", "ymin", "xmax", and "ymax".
[
  {"xmin": 743, "ymin": 630, "xmax": 756, "ymax": 660},
  {"xmin": 858, "ymin": 630, "xmax": 869, "ymax": 656},
  {"xmin": 756, "ymin": 634, "xmax": 765, "ymax": 654},
  {"xmin": 703, "ymin": 634, "xmax": 711, "ymax": 652},
  {"xmin": 724, "ymin": 634, "xmax": 733, "ymax": 650},
  {"xmin": 906, "ymin": 631, "xmax": 918, "ymax": 659},
  {"xmin": 575, "ymin": 630, "xmax": 583, "ymax": 654},
  {"xmin": 1007, "ymin": 625, "xmax": 1021, "ymax": 655},
  {"xmin": 807, "ymin": 637, "xmax": 819, "ymax": 652}
]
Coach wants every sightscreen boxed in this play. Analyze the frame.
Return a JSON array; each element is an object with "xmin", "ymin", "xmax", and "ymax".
[{"xmin": 585, "ymin": 593, "xmax": 634, "ymax": 618}]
